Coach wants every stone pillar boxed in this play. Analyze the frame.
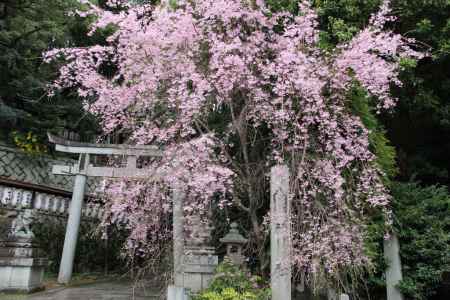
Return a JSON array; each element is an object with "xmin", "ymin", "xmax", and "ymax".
[
  {"xmin": 270, "ymin": 165, "xmax": 291, "ymax": 300},
  {"xmin": 172, "ymin": 184, "xmax": 185, "ymax": 287},
  {"xmin": 183, "ymin": 216, "xmax": 218, "ymax": 294},
  {"xmin": 0, "ymin": 209, "xmax": 48, "ymax": 292},
  {"xmin": 57, "ymin": 173, "xmax": 87, "ymax": 284},
  {"xmin": 384, "ymin": 233, "xmax": 404, "ymax": 300},
  {"xmin": 167, "ymin": 184, "xmax": 188, "ymax": 300}
]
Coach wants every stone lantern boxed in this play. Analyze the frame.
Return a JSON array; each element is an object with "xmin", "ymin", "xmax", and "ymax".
[{"xmin": 220, "ymin": 222, "xmax": 247, "ymax": 266}]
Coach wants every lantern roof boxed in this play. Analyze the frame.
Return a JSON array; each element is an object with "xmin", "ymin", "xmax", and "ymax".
[{"xmin": 220, "ymin": 222, "xmax": 247, "ymax": 244}]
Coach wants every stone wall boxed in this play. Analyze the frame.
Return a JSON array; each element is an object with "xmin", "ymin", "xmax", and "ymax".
[
  {"xmin": 0, "ymin": 143, "xmax": 129, "ymax": 229},
  {"xmin": 0, "ymin": 143, "xmax": 121, "ymax": 226},
  {"xmin": 0, "ymin": 143, "xmax": 96, "ymax": 193}
]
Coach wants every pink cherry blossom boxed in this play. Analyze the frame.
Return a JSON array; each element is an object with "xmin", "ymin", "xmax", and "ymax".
[{"xmin": 45, "ymin": 0, "xmax": 423, "ymax": 287}]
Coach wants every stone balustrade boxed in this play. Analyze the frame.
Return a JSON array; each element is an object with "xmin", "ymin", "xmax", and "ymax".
[{"xmin": 0, "ymin": 185, "xmax": 125, "ymax": 223}]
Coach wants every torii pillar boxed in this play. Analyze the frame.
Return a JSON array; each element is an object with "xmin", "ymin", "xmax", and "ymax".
[
  {"xmin": 48, "ymin": 133, "xmax": 163, "ymax": 284},
  {"xmin": 58, "ymin": 154, "xmax": 88, "ymax": 283}
]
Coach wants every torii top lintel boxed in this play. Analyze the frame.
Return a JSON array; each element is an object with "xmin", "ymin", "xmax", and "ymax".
[
  {"xmin": 47, "ymin": 133, "xmax": 163, "ymax": 157},
  {"xmin": 47, "ymin": 133, "xmax": 164, "ymax": 178}
]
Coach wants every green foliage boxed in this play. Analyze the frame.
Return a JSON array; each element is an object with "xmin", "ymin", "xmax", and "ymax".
[
  {"xmin": 265, "ymin": 0, "xmax": 298, "ymax": 13},
  {"xmin": 193, "ymin": 260, "xmax": 270, "ymax": 300},
  {"xmin": 196, "ymin": 288, "xmax": 259, "ymax": 300},
  {"xmin": 327, "ymin": 16, "xmax": 359, "ymax": 43},
  {"xmin": 11, "ymin": 131, "xmax": 47, "ymax": 155},
  {"xmin": 384, "ymin": 0, "xmax": 450, "ymax": 185},
  {"xmin": 349, "ymin": 84, "xmax": 397, "ymax": 179},
  {"xmin": 265, "ymin": 0, "xmax": 379, "ymax": 48},
  {"xmin": 266, "ymin": 0, "xmax": 450, "ymax": 186},
  {"xmin": 393, "ymin": 182, "xmax": 450, "ymax": 299},
  {"xmin": 391, "ymin": 182, "xmax": 450, "ymax": 300},
  {"xmin": 393, "ymin": 0, "xmax": 450, "ymax": 58},
  {"xmin": 168, "ymin": 0, "xmax": 179, "ymax": 9},
  {"xmin": 313, "ymin": 0, "xmax": 381, "ymax": 48},
  {"xmin": 0, "ymin": 0, "xmax": 100, "ymax": 145},
  {"xmin": 363, "ymin": 182, "xmax": 450, "ymax": 299}
]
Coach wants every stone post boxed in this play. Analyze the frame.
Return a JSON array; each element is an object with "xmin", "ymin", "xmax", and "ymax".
[
  {"xmin": 57, "ymin": 173, "xmax": 87, "ymax": 284},
  {"xmin": 173, "ymin": 184, "xmax": 185, "ymax": 287},
  {"xmin": 384, "ymin": 233, "xmax": 404, "ymax": 300},
  {"xmin": 167, "ymin": 183, "xmax": 188, "ymax": 300},
  {"xmin": 270, "ymin": 165, "xmax": 291, "ymax": 300}
]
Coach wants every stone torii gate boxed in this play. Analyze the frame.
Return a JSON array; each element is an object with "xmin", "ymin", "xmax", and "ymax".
[{"xmin": 47, "ymin": 133, "xmax": 168, "ymax": 284}]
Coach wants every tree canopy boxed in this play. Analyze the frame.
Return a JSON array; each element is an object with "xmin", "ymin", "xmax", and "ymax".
[
  {"xmin": 1, "ymin": 0, "xmax": 449, "ymax": 298},
  {"xmin": 45, "ymin": 0, "xmax": 426, "ymax": 291}
]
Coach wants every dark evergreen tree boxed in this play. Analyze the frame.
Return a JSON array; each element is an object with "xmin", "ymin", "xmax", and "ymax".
[{"xmin": 0, "ymin": 0, "xmax": 101, "ymax": 151}]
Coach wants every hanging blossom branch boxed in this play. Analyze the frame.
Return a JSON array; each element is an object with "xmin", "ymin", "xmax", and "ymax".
[{"xmin": 44, "ymin": 0, "xmax": 424, "ymax": 288}]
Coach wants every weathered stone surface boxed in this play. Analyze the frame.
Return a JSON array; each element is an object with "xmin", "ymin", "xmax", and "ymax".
[
  {"xmin": 183, "ymin": 246, "xmax": 218, "ymax": 293},
  {"xmin": 0, "ymin": 281, "xmax": 159, "ymax": 300},
  {"xmin": 58, "ymin": 174, "xmax": 86, "ymax": 284},
  {"xmin": 182, "ymin": 216, "xmax": 218, "ymax": 294},
  {"xmin": 0, "ymin": 257, "xmax": 47, "ymax": 292},
  {"xmin": 0, "ymin": 242, "xmax": 42, "ymax": 258},
  {"xmin": 270, "ymin": 165, "xmax": 291, "ymax": 300},
  {"xmin": 167, "ymin": 285, "xmax": 189, "ymax": 300},
  {"xmin": 0, "ymin": 143, "xmax": 96, "ymax": 193},
  {"xmin": 172, "ymin": 184, "xmax": 185, "ymax": 287},
  {"xmin": 0, "ymin": 144, "xmax": 73, "ymax": 191},
  {"xmin": 0, "ymin": 210, "xmax": 47, "ymax": 293},
  {"xmin": 0, "ymin": 209, "xmax": 15, "ymax": 239},
  {"xmin": 0, "ymin": 185, "xmax": 119, "ymax": 221},
  {"xmin": 327, "ymin": 289, "xmax": 351, "ymax": 300},
  {"xmin": 340, "ymin": 294, "xmax": 350, "ymax": 300},
  {"xmin": 220, "ymin": 222, "xmax": 247, "ymax": 266},
  {"xmin": 384, "ymin": 233, "xmax": 404, "ymax": 300}
]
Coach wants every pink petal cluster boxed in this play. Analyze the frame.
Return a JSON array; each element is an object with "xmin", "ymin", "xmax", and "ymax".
[
  {"xmin": 46, "ymin": 0, "xmax": 423, "ymax": 282},
  {"xmin": 100, "ymin": 135, "xmax": 233, "ymax": 258}
]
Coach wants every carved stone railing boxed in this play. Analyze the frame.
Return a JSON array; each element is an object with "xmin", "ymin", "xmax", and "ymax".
[{"xmin": 0, "ymin": 184, "xmax": 125, "ymax": 222}]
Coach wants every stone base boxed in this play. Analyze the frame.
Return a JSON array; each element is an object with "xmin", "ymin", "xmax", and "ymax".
[
  {"xmin": 183, "ymin": 247, "xmax": 218, "ymax": 293},
  {"xmin": 327, "ymin": 289, "xmax": 350, "ymax": 300},
  {"xmin": 0, "ymin": 257, "xmax": 47, "ymax": 292},
  {"xmin": 167, "ymin": 285, "xmax": 189, "ymax": 300},
  {"xmin": 0, "ymin": 244, "xmax": 43, "ymax": 258}
]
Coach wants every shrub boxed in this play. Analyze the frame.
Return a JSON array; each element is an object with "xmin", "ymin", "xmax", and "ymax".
[
  {"xmin": 392, "ymin": 182, "xmax": 450, "ymax": 300},
  {"xmin": 193, "ymin": 260, "xmax": 270, "ymax": 300}
]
